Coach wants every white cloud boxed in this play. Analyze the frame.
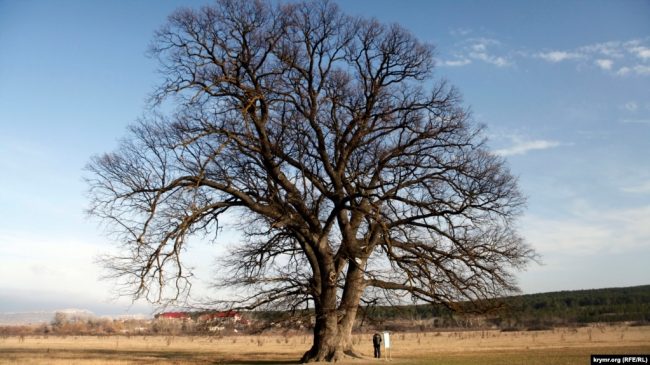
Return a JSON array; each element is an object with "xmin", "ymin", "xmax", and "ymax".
[
  {"xmin": 624, "ymin": 101, "xmax": 638, "ymax": 112},
  {"xmin": 580, "ymin": 40, "xmax": 625, "ymax": 58},
  {"xmin": 441, "ymin": 36, "xmax": 650, "ymax": 75},
  {"xmin": 617, "ymin": 65, "xmax": 650, "ymax": 76},
  {"xmin": 537, "ymin": 51, "xmax": 582, "ymax": 63},
  {"xmin": 595, "ymin": 59, "xmax": 613, "ymax": 70},
  {"xmin": 450, "ymin": 27, "xmax": 472, "ymax": 37},
  {"xmin": 620, "ymin": 118, "xmax": 650, "ymax": 124},
  {"xmin": 444, "ymin": 37, "xmax": 513, "ymax": 68},
  {"xmin": 522, "ymin": 215, "xmax": 610, "ymax": 255},
  {"xmin": 470, "ymin": 43, "xmax": 487, "ymax": 53},
  {"xmin": 617, "ymin": 67, "xmax": 631, "ymax": 76},
  {"xmin": 522, "ymin": 204, "xmax": 650, "ymax": 255},
  {"xmin": 471, "ymin": 52, "xmax": 510, "ymax": 67},
  {"xmin": 621, "ymin": 181, "xmax": 650, "ymax": 194},
  {"xmin": 531, "ymin": 38, "xmax": 650, "ymax": 76},
  {"xmin": 494, "ymin": 138, "xmax": 561, "ymax": 157},
  {"xmin": 439, "ymin": 58, "xmax": 472, "ymax": 67},
  {"xmin": 468, "ymin": 39, "xmax": 511, "ymax": 66},
  {"xmin": 0, "ymin": 229, "xmax": 226, "ymax": 310},
  {"xmin": 0, "ymin": 232, "xmax": 109, "ymax": 298},
  {"xmin": 630, "ymin": 46, "xmax": 650, "ymax": 60}
]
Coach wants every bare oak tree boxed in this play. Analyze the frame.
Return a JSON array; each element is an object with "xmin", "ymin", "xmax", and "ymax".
[{"xmin": 87, "ymin": 0, "xmax": 535, "ymax": 361}]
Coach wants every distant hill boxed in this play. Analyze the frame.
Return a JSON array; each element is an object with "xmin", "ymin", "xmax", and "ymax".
[
  {"xmin": 0, "ymin": 311, "xmax": 55, "ymax": 326},
  {"xmin": 0, "ymin": 309, "xmax": 147, "ymax": 326},
  {"xmin": 357, "ymin": 285, "xmax": 650, "ymax": 329},
  {"xmin": 501, "ymin": 284, "xmax": 650, "ymax": 326}
]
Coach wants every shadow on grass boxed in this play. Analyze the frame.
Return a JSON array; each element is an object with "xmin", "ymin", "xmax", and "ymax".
[
  {"xmin": 0, "ymin": 348, "xmax": 302, "ymax": 364},
  {"xmin": 221, "ymin": 361, "xmax": 299, "ymax": 365}
]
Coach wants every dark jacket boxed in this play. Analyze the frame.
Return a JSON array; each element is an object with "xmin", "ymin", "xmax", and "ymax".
[{"xmin": 372, "ymin": 333, "xmax": 382, "ymax": 346}]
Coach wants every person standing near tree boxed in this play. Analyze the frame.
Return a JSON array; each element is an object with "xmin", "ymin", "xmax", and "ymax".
[{"xmin": 372, "ymin": 332, "xmax": 382, "ymax": 358}]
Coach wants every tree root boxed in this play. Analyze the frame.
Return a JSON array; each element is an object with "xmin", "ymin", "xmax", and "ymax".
[{"xmin": 301, "ymin": 347, "xmax": 367, "ymax": 363}]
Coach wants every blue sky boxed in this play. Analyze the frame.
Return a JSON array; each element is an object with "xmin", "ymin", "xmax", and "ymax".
[{"xmin": 1, "ymin": 0, "xmax": 648, "ymax": 316}]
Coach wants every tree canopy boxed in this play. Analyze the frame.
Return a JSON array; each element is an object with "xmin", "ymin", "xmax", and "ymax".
[{"xmin": 87, "ymin": 0, "xmax": 535, "ymax": 361}]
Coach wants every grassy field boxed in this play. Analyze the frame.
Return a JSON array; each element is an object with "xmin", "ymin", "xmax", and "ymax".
[{"xmin": 1, "ymin": 325, "xmax": 649, "ymax": 364}]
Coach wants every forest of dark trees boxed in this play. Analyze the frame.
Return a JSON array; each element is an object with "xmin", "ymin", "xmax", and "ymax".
[{"xmin": 350, "ymin": 285, "xmax": 650, "ymax": 330}]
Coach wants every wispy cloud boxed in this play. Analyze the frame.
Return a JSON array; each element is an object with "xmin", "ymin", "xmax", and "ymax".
[
  {"xmin": 579, "ymin": 41, "xmax": 626, "ymax": 58},
  {"xmin": 0, "ymin": 232, "xmax": 108, "ymax": 298},
  {"xmin": 537, "ymin": 51, "xmax": 582, "ymax": 63},
  {"xmin": 471, "ymin": 52, "xmax": 510, "ymax": 67},
  {"xmin": 630, "ymin": 46, "xmax": 650, "ymax": 60},
  {"xmin": 494, "ymin": 135, "xmax": 561, "ymax": 157},
  {"xmin": 619, "ymin": 101, "xmax": 650, "ymax": 124},
  {"xmin": 595, "ymin": 59, "xmax": 614, "ymax": 70},
  {"xmin": 620, "ymin": 118, "xmax": 650, "ymax": 124},
  {"xmin": 623, "ymin": 101, "xmax": 639, "ymax": 112},
  {"xmin": 616, "ymin": 64, "xmax": 650, "ymax": 76},
  {"xmin": 449, "ymin": 27, "xmax": 472, "ymax": 37},
  {"xmin": 440, "ymin": 35, "xmax": 650, "ymax": 76},
  {"xmin": 621, "ymin": 181, "xmax": 650, "ymax": 194},
  {"xmin": 468, "ymin": 39, "xmax": 511, "ymax": 67},
  {"xmin": 439, "ymin": 58, "xmax": 471, "ymax": 67},
  {"xmin": 535, "ymin": 38, "xmax": 650, "ymax": 76},
  {"xmin": 523, "ymin": 203, "xmax": 650, "ymax": 255},
  {"xmin": 439, "ymin": 37, "xmax": 512, "ymax": 68}
]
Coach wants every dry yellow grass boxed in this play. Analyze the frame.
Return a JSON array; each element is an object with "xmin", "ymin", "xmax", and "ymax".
[{"xmin": 0, "ymin": 325, "xmax": 648, "ymax": 364}]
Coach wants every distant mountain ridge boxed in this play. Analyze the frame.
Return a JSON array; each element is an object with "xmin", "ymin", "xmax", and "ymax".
[
  {"xmin": 0, "ymin": 311, "xmax": 58, "ymax": 326},
  {"xmin": 0, "ymin": 309, "xmax": 150, "ymax": 326}
]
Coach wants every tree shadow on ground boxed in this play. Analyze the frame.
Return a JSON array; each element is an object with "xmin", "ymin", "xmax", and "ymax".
[
  {"xmin": 217, "ymin": 361, "xmax": 299, "ymax": 365},
  {"xmin": 0, "ymin": 348, "xmax": 304, "ymax": 364}
]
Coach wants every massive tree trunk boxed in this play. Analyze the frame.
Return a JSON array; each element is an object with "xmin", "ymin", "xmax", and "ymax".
[
  {"xmin": 301, "ymin": 311, "xmax": 350, "ymax": 362},
  {"xmin": 301, "ymin": 302, "xmax": 358, "ymax": 363},
  {"xmin": 301, "ymin": 261, "xmax": 366, "ymax": 363}
]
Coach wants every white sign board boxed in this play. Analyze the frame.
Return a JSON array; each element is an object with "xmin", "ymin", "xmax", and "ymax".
[{"xmin": 383, "ymin": 331, "xmax": 390, "ymax": 349}]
